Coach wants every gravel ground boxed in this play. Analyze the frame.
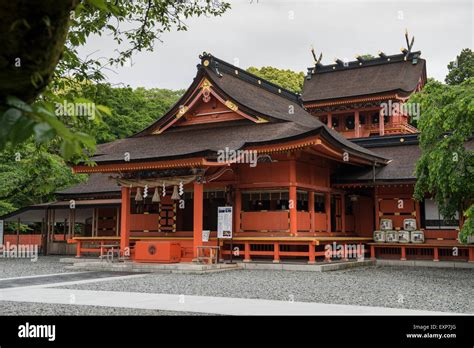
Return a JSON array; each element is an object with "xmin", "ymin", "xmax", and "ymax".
[
  {"xmin": 0, "ymin": 256, "xmax": 71, "ymax": 278},
  {"xmin": 57, "ymin": 266, "xmax": 474, "ymax": 314},
  {"xmin": 0, "ymin": 301, "xmax": 211, "ymax": 316},
  {"xmin": 1, "ymin": 257, "xmax": 472, "ymax": 314}
]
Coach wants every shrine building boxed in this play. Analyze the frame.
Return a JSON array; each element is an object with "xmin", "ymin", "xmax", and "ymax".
[{"xmin": 2, "ymin": 49, "xmax": 473, "ymax": 264}]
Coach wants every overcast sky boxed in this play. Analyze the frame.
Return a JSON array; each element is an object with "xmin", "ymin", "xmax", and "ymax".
[{"xmin": 79, "ymin": 0, "xmax": 473, "ymax": 90}]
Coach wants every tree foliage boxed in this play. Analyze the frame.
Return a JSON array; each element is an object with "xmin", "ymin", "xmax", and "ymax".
[
  {"xmin": 0, "ymin": 0, "xmax": 230, "ymax": 162},
  {"xmin": 411, "ymin": 77, "xmax": 474, "ymax": 241},
  {"xmin": 71, "ymin": 84, "xmax": 184, "ymax": 143},
  {"xmin": 246, "ymin": 66, "xmax": 305, "ymax": 94},
  {"xmin": 0, "ymin": 142, "xmax": 86, "ymax": 217},
  {"xmin": 445, "ymin": 48, "xmax": 474, "ymax": 85},
  {"xmin": 0, "ymin": 84, "xmax": 183, "ymax": 216}
]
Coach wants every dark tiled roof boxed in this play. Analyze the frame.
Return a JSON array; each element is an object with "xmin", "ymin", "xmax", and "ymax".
[
  {"xmin": 57, "ymin": 173, "xmax": 120, "ymax": 195},
  {"xmin": 302, "ymin": 52, "xmax": 426, "ymax": 103},
  {"xmin": 335, "ymin": 139, "xmax": 474, "ymax": 182},
  {"xmin": 85, "ymin": 54, "xmax": 387, "ymax": 165}
]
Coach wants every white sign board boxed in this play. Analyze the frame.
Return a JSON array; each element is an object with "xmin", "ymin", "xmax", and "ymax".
[
  {"xmin": 202, "ymin": 230, "xmax": 210, "ymax": 242},
  {"xmin": 217, "ymin": 206, "xmax": 233, "ymax": 239},
  {"xmin": 0, "ymin": 220, "xmax": 3, "ymax": 244}
]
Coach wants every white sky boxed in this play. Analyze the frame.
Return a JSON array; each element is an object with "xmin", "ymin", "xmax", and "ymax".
[{"xmin": 78, "ymin": 0, "xmax": 473, "ymax": 90}]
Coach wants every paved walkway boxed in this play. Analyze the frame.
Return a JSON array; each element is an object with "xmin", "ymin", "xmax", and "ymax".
[
  {"xmin": 0, "ymin": 271, "xmax": 142, "ymax": 289},
  {"xmin": 0, "ymin": 272, "xmax": 458, "ymax": 316}
]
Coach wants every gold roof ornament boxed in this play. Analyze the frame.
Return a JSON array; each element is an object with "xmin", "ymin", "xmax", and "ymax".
[
  {"xmin": 176, "ymin": 105, "xmax": 188, "ymax": 118},
  {"xmin": 225, "ymin": 100, "xmax": 238, "ymax": 112}
]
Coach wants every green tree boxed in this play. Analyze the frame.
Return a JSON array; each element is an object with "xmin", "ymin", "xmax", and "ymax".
[
  {"xmin": 77, "ymin": 84, "xmax": 184, "ymax": 143},
  {"xmin": 445, "ymin": 48, "xmax": 474, "ymax": 85},
  {"xmin": 0, "ymin": 142, "xmax": 86, "ymax": 216},
  {"xmin": 411, "ymin": 78, "xmax": 474, "ymax": 242},
  {"xmin": 246, "ymin": 66, "xmax": 305, "ymax": 94},
  {"xmin": 0, "ymin": 0, "xmax": 230, "ymax": 161}
]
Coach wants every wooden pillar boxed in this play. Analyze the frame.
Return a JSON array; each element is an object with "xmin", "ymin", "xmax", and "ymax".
[
  {"xmin": 325, "ymin": 192, "xmax": 331, "ymax": 233},
  {"xmin": 309, "ymin": 191, "xmax": 315, "ymax": 233},
  {"xmin": 370, "ymin": 245, "xmax": 376, "ymax": 260},
  {"xmin": 234, "ymin": 188, "xmax": 241, "ymax": 235},
  {"xmin": 75, "ymin": 240, "xmax": 81, "ymax": 257},
  {"xmin": 193, "ymin": 181, "xmax": 204, "ymax": 258},
  {"xmin": 469, "ymin": 248, "xmax": 474, "ymax": 263},
  {"xmin": 379, "ymin": 108, "xmax": 385, "ymax": 136},
  {"xmin": 327, "ymin": 113, "xmax": 332, "ymax": 128},
  {"xmin": 120, "ymin": 186, "xmax": 131, "ymax": 256},
  {"xmin": 341, "ymin": 193, "xmax": 346, "ymax": 234},
  {"xmin": 244, "ymin": 242, "xmax": 251, "ymax": 262},
  {"xmin": 273, "ymin": 242, "xmax": 280, "ymax": 263},
  {"xmin": 308, "ymin": 242, "xmax": 316, "ymax": 264},
  {"xmin": 354, "ymin": 111, "xmax": 360, "ymax": 137},
  {"xmin": 433, "ymin": 247, "xmax": 439, "ymax": 262},
  {"xmin": 400, "ymin": 246, "xmax": 407, "ymax": 261},
  {"xmin": 289, "ymin": 158, "xmax": 298, "ymax": 236}
]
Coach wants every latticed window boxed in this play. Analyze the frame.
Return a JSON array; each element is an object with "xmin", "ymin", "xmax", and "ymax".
[{"xmin": 242, "ymin": 190, "xmax": 289, "ymax": 211}]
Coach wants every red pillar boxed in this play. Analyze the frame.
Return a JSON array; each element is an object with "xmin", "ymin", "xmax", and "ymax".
[
  {"xmin": 327, "ymin": 113, "xmax": 332, "ymax": 128},
  {"xmin": 273, "ymin": 242, "xmax": 280, "ymax": 263},
  {"xmin": 309, "ymin": 191, "xmax": 315, "ymax": 233},
  {"xmin": 400, "ymin": 246, "xmax": 407, "ymax": 261},
  {"xmin": 289, "ymin": 158, "xmax": 298, "ymax": 236},
  {"xmin": 308, "ymin": 242, "xmax": 316, "ymax": 264},
  {"xmin": 379, "ymin": 108, "xmax": 385, "ymax": 136},
  {"xmin": 290, "ymin": 186, "xmax": 297, "ymax": 236},
  {"xmin": 234, "ymin": 189, "xmax": 241, "ymax": 235},
  {"xmin": 354, "ymin": 111, "xmax": 360, "ymax": 138},
  {"xmin": 120, "ymin": 186, "xmax": 131, "ymax": 256},
  {"xmin": 193, "ymin": 181, "xmax": 204, "ymax": 258},
  {"xmin": 370, "ymin": 245, "xmax": 376, "ymax": 260},
  {"xmin": 469, "ymin": 248, "xmax": 474, "ymax": 263},
  {"xmin": 433, "ymin": 247, "xmax": 439, "ymax": 262},
  {"xmin": 325, "ymin": 192, "xmax": 331, "ymax": 233},
  {"xmin": 244, "ymin": 242, "xmax": 251, "ymax": 262}
]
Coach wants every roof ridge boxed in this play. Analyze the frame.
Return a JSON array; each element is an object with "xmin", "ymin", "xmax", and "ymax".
[
  {"xmin": 199, "ymin": 52, "xmax": 301, "ymax": 104},
  {"xmin": 306, "ymin": 51, "xmax": 422, "ymax": 78}
]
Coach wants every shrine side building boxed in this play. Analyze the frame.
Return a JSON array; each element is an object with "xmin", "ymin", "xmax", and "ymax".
[{"xmin": 2, "ymin": 50, "xmax": 473, "ymax": 263}]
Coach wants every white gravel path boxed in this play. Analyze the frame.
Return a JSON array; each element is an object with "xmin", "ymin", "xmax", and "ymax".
[
  {"xmin": 0, "ymin": 257, "xmax": 472, "ymax": 315},
  {"xmin": 57, "ymin": 266, "xmax": 474, "ymax": 314}
]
